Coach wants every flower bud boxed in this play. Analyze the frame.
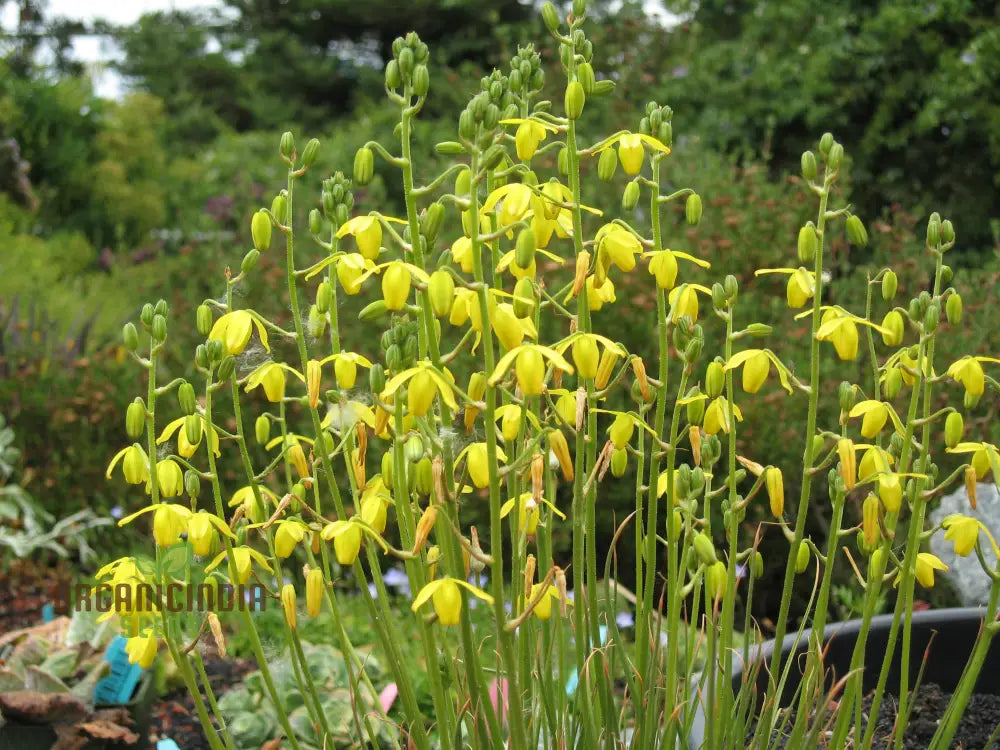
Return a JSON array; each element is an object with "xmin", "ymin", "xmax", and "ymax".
[
  {"xmin": 846, "ymin": 215, "xmax": 868, "ymax": 247},
  {"xmin": 940, "ymin": 219, "xmax": 955, "ymax": 244},
  {"xmin": 577, "ymin": 62, "xmax": 596, "ymax": 95},
  {"xmin": 206, "ymin": 339, "xmax": 224, "ymax": 364},
  {"xmin": 883, "ymin": 366, "xmax": 902, "ymax": 399},
  {"xmin": 946, "ymin": 293, "xmax": 962, "ymax": 325},
  {"xmin": 801, "ymin": 150, "xmax": 817, "ymax": 181},
  {"xmin": 425, "ymin": 271, "xmax": 455, "ymax": 320},
  {"xmin": 250, "ymin": 209, "xmax": 272, "ymax": 252},
  {"xmin": 271, "ymin": 193, "xmax": 287, "ymax": 224},
  {"xmin": 515, "ymin": 228, "xmax": 535, "ymax": 270},
  {"xmin": 572, "ymin": 336, "xmax": 600, "ymax": 380},
  {"xmin": 195, "ymin": 345, "xmax": 209, "ymax": 370},
  {"xmin": 608, "ymin": 414, "xmax": 634, "ymax": 449},
  {"xmin": 765, "ymin": 467, "xmax": 784, "ymax": 517},
  {"xmin": 797, "ymin": 223, "xmax": 818, "ymax": 264},
  {"xmin": 862, "ymin": 493, "xmax": 880, "ymax": 548},
  {"xmin": 251, "ymin": 415, "xmax": 269, "ymax": 447},
  {"xmin": 685, "ymin": 193, "xmax": 703, "ymax": 226},
  {"xmin": 944, "ymin": 411, "xmax": 964, "ymax": 449},
  {"xmin": 827, "ymin": 142, "xmax": 843, "ymax": 170},
  {"xmin": 549, "ymin": 429, "xmax": 574, "ymax": 482},
  {"xmin": 382, "ymin": 263, "xmax": 412, "ymax": 311},
  {"xmin": 177, "ymin": 382, "xmax": 196, "ymax": 415},
  {"xmin": 184, "ymin": 470, "xmax": 200, "ymax": 499},
  {"xmin": 126, "ymin": 398, "xmax": 146, "ymax": 439},
  {"xmin": 300, "ymin": 137, "xmax": 320, "ymax": 167},
  {"xmin": 241, "ymin": 248, "xmax": 260, "ymax": 274},
  {"xmin": 307, "ymin": 359, "xmax": 322, "ymax": 409},
  {"xmin": 597, "ymin": 147, "xmax": 618, "ymax": 182},
  {"xmin": 564, "ymin": 81, "xmax": 585, "ymax": 120},
  {"xmin": 140, "ymin": 303, "xmax": 155, "ymax": 328},
  {"xmin": 279, "ymin": 131, "xmax": 294, "ymax": 159},
  {"xmin": 622, "ymin": 180, "xmax": 640, "ymax": 211},
  {"xmin": 595, "ymin": 348, "xmax": 618, "ymax": 390},
  {"xmin": 611, "ymin": 447, "xmax": 628, "ymax": 477},
  {"xmin": 795, "ymin": 541, "xmax": 810, "ymax": 574},
  {"xmin": 881, "ymin": 270, "xmax": 898, "ymax": 302},
  {"xmin": 705, "ymin": 361, "xmax": 724, "ymax": 399},
  {"xmin": 838, "ymin": 438, "xmax": 856, "ymax": 492},
  {"xmin": 542, "ymin": 2, "xmax": 560, "ymax": 32},
  {"xmin": 184, "ymin": 414, "xmax": 203, "ymax": 448},
  {"xmin": 413, "ymin": 64, "xmax": 430, "ymax": 97},
  {"xmin": 151, "ymin": 314, "xmax": 167, "ymax": 342},
  {"xmin": 354, "ymin": 147, "xmax": 375, "ymax": 186},
  {"xmin": 706, "ymin": 561, "xmax": 727, "ymax": 601},
  {"xmin": 217, "ymin": 355, "xmax": 236, "ymax": 382},
  {"xmin": 557, "ymin": 146, "xmax": 570, "ymax": 176},
  {"xmin": 686, "ymin": 389, "xmax": 705, "ymax": 425},
  {"xmin": 881, "ymin": 310, "xmax": 904, "ymax": 347},
  {"xmin": 819, "ymin": 132, "xmax": 834, "ymax": 155},
  {"xmin": 308, "ymin": 208, "xmax": 323, "ymax": 236},
  {"xmin": 923, "ymin": 303, "xmax": 939, "ymax": 333},
  {"xmin": 315, "ymin": 281, "xmax": 333, "ymax": 314},
  {"xmin": 966, "ymin": 466, "xmax": 978, "ymax": 510},
  {"xmin": 408, "ymin": 370, "xmax": 437, "ymax": 416},
  {"xmin": 693, "ymin": 533, "xmax": 717, "ymax": 565},
  {"xmin": 281, "ymin": 583, "xmax": 297, "ymax": 630},
  {"xmin": 421, "ymin": 202, "xmax": 445, "ymax": 245},
  {"xmin": 512, "ymin": 277, "xmax": 535, "ymax": 319}
]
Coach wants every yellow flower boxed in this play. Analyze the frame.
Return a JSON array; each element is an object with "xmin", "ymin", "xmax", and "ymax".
[
  {"xmin": 913, "ymin": 552, "xmax": 948, "ymax": 588},
  {"xmin": 946, "ymin": 357, "xmax": 1000, "ymax": 398},
  {"xmin": 513, "ymin": 120, "xmax": 549, "ymax": 161},
  {"xmin": 483, "ymin": 183, "xmax": 534, "ymax": 228},
  {"xmin": 411, "ymin": 577, "xmax": 494, "ymax": 627},
  {"xmin": 335, "ymin": 215, "xmax": 404, "ymax": 260},
  {"xmin": 320, "ymin": 352, "xmax": 372, "ymax": 391},
  {"xmin": 528, "ymin": 584, "xmax": 564, "ymax": 620},
  {"xmin": 157, "ymin": 416, "xmax": 220, "ymax": 459},
  {"xmin": 817, "ymin": 309, "xmax": 859, "ymax": 361},
  {"xmin": 500, "ymin": 492, "xmax": 565, "ymax": 535},
  {"xmin": 617, "ymin": 133, "xmax": 645, "ymax": 175},
  {"xmin": 754, "ymin": 267, "xmax": 815, "ymax": 309},
  {"xmin": 205, "ymin": 545, "xmax": 273, "ymax": 585},
  {"xmin": 360, "ymin": 480, "xmax": 392, "ymax": 534},
  {"xmin": 382, "ymin": 261, "xmax": 412, "ymax": 310},
  {"xmin": 491, "ymin": 302, "xmax": 537, "ymax": 352},
  {"xmin": 596, "ymin": 224, "xmax": 642, "ymax": 272},
  {"xmin": 849, "ymin": 400, "xmax": 891, "ymax": 439},
  {"xmin": 228, "ymin": 485, "xmax": 277, "ymax": 524},
  {"xmin": 942, "ymin": 515, "xmax": 987, "ymax": 557},
  {"xmin": 878, "ymin": 474, "xmax": 902, "ymax": 512},
  {"xmin": 306, "ymin": 568, "xmax": 324, "ymax": 617},
  {"xmin": 668, "ymin": 284, "xmax": 711, "ymax": 323},
  {"xmin": 459, "ymin": 442, "xmax": 507, "ymax": 489},
  {"xmin": 281, "ymin": 583, "xmax": 297, "ymax": 630},
  {"xmin": 489, "ymin": 343, "xmax": 575, "ymax": 396},
  {"xmin": 948, "ymin": 442, "xmax": 1000, "ymax": 481},
  {"xmin": 274, "ymin": 520, "xmax": 309, "ymax": 558},
  {"xmin": 322, "ymin": 520, "xmax": 364, "ymax": 566},
  {"xmin": 703, "ymin": 397, "xmax": 743, "ymax": 435},
  {"xmin": 186, "ymin": 510, "xmax": 234, "ymax": 556},
  {"xmin": 208, "ymin": 310, "xmax": 270, "ymax": 356},
  {"xmin": 106, "ymin": 443, "xmax": 150, "ymax": 485},
  {"xmin": 381, "ymin": 362, "xmax": 458, "ymax": 416},
  {"xmin": 837, "ymin": 438, "xmax": 857, "ymax": 491},
  {"xmin": 117, "ymin": 503, "xmax": 192, "ymax": 548},
  {"xmin": 335, "ymin": 253, "xmax": 377, "ymax": 294},
  {"xmin": 245, "ymin": 362, "xmax": 303, "ymax": 402},
  {"xmin": 859, "ymin": 446, "xmax": 894, "ymax": 481},
  {"xmin": 765, "ymin": 467, "xmax": 784, "ymax": 517},
  {"xmin": 125, "ymin": 629, "xmax": 158, "ymax": 668}
]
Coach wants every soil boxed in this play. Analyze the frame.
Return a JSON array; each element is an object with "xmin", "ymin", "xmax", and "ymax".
[
  {"xmin": 749, "ymin": 683, "xmax": 1000, "ymax": 748},
  {"xmin": 0, "ymin": 558, "xmax": 73, "ymax": 632},
  {"xmin": 148, "ymin": 651, "xmax": 256, "ymax": 750},
  {"xmin": 863, "ymin": 683, "xmax": 1000, "ymax": 750}
]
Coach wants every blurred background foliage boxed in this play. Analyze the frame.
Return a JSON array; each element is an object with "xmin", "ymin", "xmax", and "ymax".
[{"xmin": 0, "ymin": 0, "xmax": 998, "ymax": 620}]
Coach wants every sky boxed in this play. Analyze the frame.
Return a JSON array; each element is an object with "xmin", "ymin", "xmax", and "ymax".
[{"xmin": 2, "ymin": 0, "xmax": 677, "ymax": 99}]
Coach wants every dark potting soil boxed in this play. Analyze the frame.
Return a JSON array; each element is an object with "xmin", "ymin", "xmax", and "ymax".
[{"xmin": 747, "ymin": 683, "xmax": 1000, "ymax": 749}]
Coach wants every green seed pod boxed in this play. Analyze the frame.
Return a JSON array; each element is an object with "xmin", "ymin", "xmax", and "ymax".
[
  {"xmin": 354, "ymin": 147, "xmax": 375, "ymax": 186},
  {"xmin": 123, "ymin": 322, "xmax": 139, "ymax": 352},
  {"xmin": 513, "ymin": 277, "xmax": 535, "ymax": 319},
  {"xmin": 884, "ymin": 366, "xmax": 902, "ymax": 399},
  {"xmin": 907, "ymin": 298, "xmax": 921, "ymax": 323},
  {"xmin": 597, "ymin": 147, "xmax": 618, "ymax": 182},
  {"xmin": 255, "ymin": 415, "xmax": 270, "ymax": 445},
  {"xmin": 541, "ymin": 1, "xmax": 560, "ymax": 32},
  {"xmin": 557, "ymin": 147, "xmax": 569, "ymax": 176},
  {"xmin": 611, "ymin": 447, "xmax": 628, "ymax": 478},
  {"xmin": 369, "ymin": 363, "xmax": 386, "ymax": 394},
  {"xmin": 241, "ymin": 249, "xmax": 260, "ymax": 274},
  {"xmin": 819, "ymin": 132, "xmax": 834, "ymax": 155},
  {"xmin": 923, "ymin": 303, "xmax": 939, "ymax": 334},
  {"xmin": 622, "ymin": 180, "xmax": 640, "ymax": 211},
  {"xmin": 881, "ymin": 310, "xmax": 904, "ymax": 346},
  {"xmin": 125, "ymin": 398, "xmax": 146, "ymax": 440},
  {"xmin": 301, "ymin": 138, "xmax": 320, "ymax": 167},
  {"xmin": 271, "ymin": 193, "xmax": 287, "ymax": 224},
  {"xmin": 309, "ymin": 305, "xmax": 327, "ymax": 338},
  {"xmin": 140, "ymin": 303, "xmax": 154, "ymax": 328},
  {"xmin": 184, "ymin": 413, "xmax": 203, "ymax": 447},
  {"xmin": 752, "ymin": 551, "xmax": 764, "ymax": 579},
  {"xmin": 308, "ymin": 208, "xmax": 323, "ymax": 236},
  {"xmin": 944, "ymin": 411, "xmax": 964, "ymax": 449},
  {"xmin": 797, "ymin": 223, "xmax": 818, "ymax": 264},
  {"xmin": 385, "ymin": 59, "xmax": 402, "ymax": 89},
  {"xmin": 795, "ymin": 541, "xmax": 810, "ymax": 574},
  {"xmin": 152, "ymin": 314, "xmax": 167, "ymax": 342},
  {"xmin": 251, "ymin": 210, "xmax": 272, "ymax": 251},
  {"xmin": 705, "ymin": 361, "xmax": 724, "ymax": 399},
  {"xmin": 421, "ymin": 202, "xmax": 445, "ymax": 244},
  {"xmin": 564, "ymin": 81, "xmax": 585, "ymax": 120},
  {"xmin": 412, "ymin": 64, "xmax": 430, "ymax": 97},
  {"xmin": 577, "ymin": 62, "xmax": 596, "ymax": 95},
  {"xmin": 693, "ymin": 533, "xmax": 717, "ymax": 565},
  {"xmin": 194, "ymin": 306, "xmax": 212, "ymax": 338},
  {"xmin": 685, "ymin": 193, "xmax": 703, "ymax": 226},
  {"xmin": 178, "ymin": 382, "xmax": 197, "ymax": 415},
  {"xmin": 359, "ymin": 300, "xmax": 389, "ymax": 322},
  {"xmin": 279, "ymin": 131, "xmax": 294, "ymax": 159},
  {"xmin": 184, "ymin": 470, "xmax": 200, "ymax": 499},
  {"xmin": 316, "ymin": 281, "xmax": 332, "ymax": 314},
  {"xmin": 882, "ymin": 271, "xmax": 897, "ymax": 301},
  {"xmin": 686, "ymin": 387, "xmax": 705, "ymax": 425},
  {"xmin": 946, "ymin": 293, "xmax": 962, "ymax": 325},
  {"xmin": 827, "ymin": 142, "xmax": 844, "ymax": 170},
  {"xmin": 846, "ymin": 215, "xmax": 868, "ymax": 247},
  {"xmin": 435, "ymin": 141, "xmax": 465, "ymax": 156},
  {"xmin": 217, "ymin": 355, "xmax": 236, "ymax": 382},
  {"xmin": 515, "ymin": 229, "xmax": 535, "ymax": 269},
  {"xmin": 801, "ymin": 150, "xmax": 817, "ymax": 181}
]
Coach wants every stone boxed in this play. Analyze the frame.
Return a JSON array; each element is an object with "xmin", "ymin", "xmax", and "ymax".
[{"xmin": 929, "ymin": 482, "xmax": 1000, "ymax": 606}]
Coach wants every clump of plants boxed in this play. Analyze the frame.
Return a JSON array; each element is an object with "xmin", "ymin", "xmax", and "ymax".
[{"xmin": 97, "ymin": 1, "xmax": 1000, "ymax": 747}]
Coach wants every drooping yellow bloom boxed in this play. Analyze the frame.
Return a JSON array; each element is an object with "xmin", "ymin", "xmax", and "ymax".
[
  {"xmin": 942, "ymin": 515, "xmax": 986, "ymax": 557},
  {"xmin": 322, "ymin": 520, "xmax": 365, "ymax": 566},
  {"xmin": 382, "ymin": 261, "xmax": 412, "ymax": 310},
  {"xmin": 515, "ymin": 120, "xmax": 547, "ymax": 161},
  {"xmin": 596, "ymin": 224, "xmax": 642, "ymax": 273},
  {"xmin": 411, "ymin": 577, "xmax": 493, "ymax": 627},
  {"xmin": 274, "ymin": 520, "xmax": 309, "ymax": 558},
  {"xmin": 228, "ymin": 485, "xmax": 277, "ymax": 525},
  {"xmin": 186, "ymin": 510, "xmax": 235, "ymax": 556},
  {"xmin": 849, "ymin": 400, "xmax": 891, "ymax": 439},
  {"xmin": 106, "ymin": 443, "xmax": 150, "ymax": 485},
  {"xmin": 245, "ymin": 362, "xmax": 303, "ymax": 402},
  {"xmin": 837, "ymin": 438, "xmax": 857, "ymax": 491},
  {"xmin": 668, "ymin": 284, "xmax": 711, "ymax": 323},
  {"xmin": 157, "ymin": 416, "xmax": 220, "ymax": 459},
  {"xmin": 125, "ymin": 629, "xmax": 158, "ymax": 669},
  {"xmin": 765, "ymin": 467, "xmax": 784, "ymax": 517},
  {"xmin": 335, "ymin": 253, "xmax": 377, "ymax": 294},
  {"xmin": 500, "ymin": 492, "xmax": 565, "ymax": 535},
  {"xmin": 617, "ymin": 133, "xmax": 645, "ymax": 175},
  {"xmin": 208, "ymin": 310, "xmax": 270, "ymax": 355},
  {"xmin": 205, "ymin": 545, "xmax": 273, "ymax": 585},
  {"xmin": 381, "ymin": 362, "xmax": 458, "ymax": 416},
  {"xmin": 460, "ymin": 442, "xmax": 507, "ymax": 489},
  {"xmin": 912, "ymin": 553, "xmax": 948, "ymax": 588},
  {"xmin": 817, "ymin": 309, "xmax": 860, "ymax": 361},
  {"xmin": 946, "ymin": 357, "xmax": 1000, "ymax": 398},
  {"xmin": 118, "ymin": 503, "xmax": 192, "ymax": 548},
  {"xmin": 703, "ymin": 397, "xmax": 743, "ymax": 435},
  {"xmin": 335, "ymin": 215, "xmax": 405, "ymax": 260}
]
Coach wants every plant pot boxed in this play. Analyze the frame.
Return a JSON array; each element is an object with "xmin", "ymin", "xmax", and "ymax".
[
  {"xmin": 0, "ymin": 671, "xmax": 154, "ymax": 750},
  {"xmin": 687, "ymin": 607, "xmax": 999, "ymax": 748}
]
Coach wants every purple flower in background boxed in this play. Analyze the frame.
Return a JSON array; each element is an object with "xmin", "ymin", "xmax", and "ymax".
[
  {"xmin": 382, "ymin": 567, "xmax": 411, "ymax": 596},
  {"xmin": 368, "ymin": 582, "xmax": 379, "ymax": 599},
  {"xmin": 110, "ymin": 505, "xmax": 123, "ymax": 520},
  {"xmin": 616, "ymin": 611, "xmax": 635, "ymax": 629}
]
